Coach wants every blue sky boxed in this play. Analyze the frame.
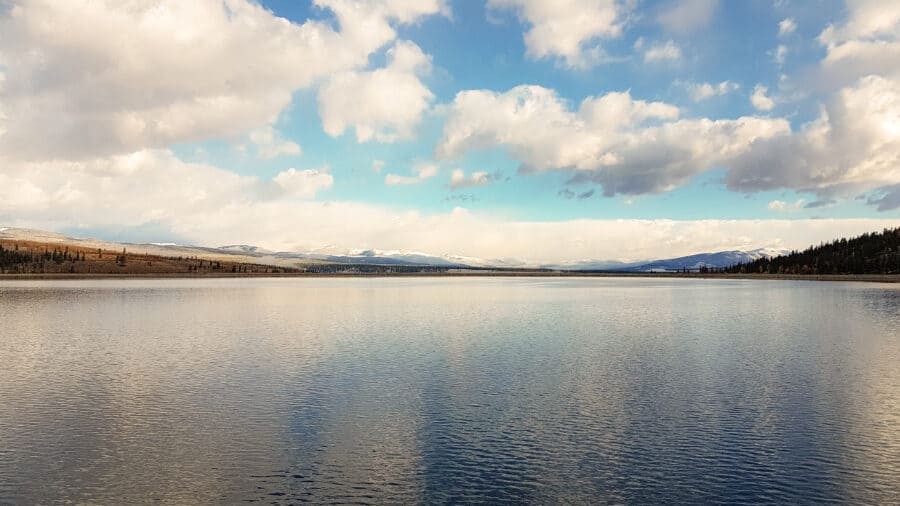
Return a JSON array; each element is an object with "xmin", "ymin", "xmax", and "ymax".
[{"xmin": 0, "ymin": 0, "xmax": 897, "ymax": 262}]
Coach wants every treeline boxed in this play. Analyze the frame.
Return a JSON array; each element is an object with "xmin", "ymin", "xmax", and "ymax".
[
  {"xmin": 0, "ymin": 239, "xmax": 463, "ymax": 275},
  {"xmin": 0, "ymin": 243, "xmax": 32, "ymax": 270},
  {"xmin": 726, "ymin": 227, "xmax": 900, "ymax": 275},
  {"xmin": 0, "ymin": 240, "xmax": 302, "ymax": 275},
  {"xmin": 0, "ymin": 244, "xmax": 86, "ymax": 273}
]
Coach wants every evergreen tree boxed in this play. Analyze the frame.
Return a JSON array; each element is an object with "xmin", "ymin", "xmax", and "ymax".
[{"xmin": 726, "ymin": 227, "xmax": 900, "ymax": 275}]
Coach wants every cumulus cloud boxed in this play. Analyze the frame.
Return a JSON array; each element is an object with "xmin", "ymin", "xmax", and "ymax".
[
  {"xmin": 486, "ymin": 0, "xmax": 628, "ymax": 68},
  {"xmin": 816, "ymin": 0, "xmax": 900, "ymax": 89},
  {"xmin": 273, "ymin": 168, "xmax": 333, "ymax": 198},
  {"xmin": 643, "ymin": 40, "xmax": 683, "ymax": 62},
  {"xmin": 436, "ymin": 85, "xmax": 787, "ymax": 196},
  {"xmin": 726, "ymin": 3, "xmax": 900, "ymax": 208},
  {"xmin": 778, "ymin": 18, "xmax": 797, "ymax": 37},
  {"xmin": 0, "ymin": 148, "xmax": 894, "ymax": 263},
  {"xmin": 657, "ymin": 0, "xmax": 718, "ymax": 33},
  {"xmin": 0, "ymin": 0, "xmax": 447, "ymax": 160},
  {"xmin": 384, "ymin": 163, "xmax": 439, "ymax": 185},
  {"xmin": 246, "ymin": 126, "xmax": 302, "ymax": 159},
  {"xmin": 449, "ymin": 169, "xmax": 501, "ymax": 189},
  {"xmin": 767, "ymin": 199, "xmax": 805, "ymax": 212},
  {"xmin": 729, "ymin": 75, "xmax": 900, "ymax": 199},
  {"xmin": 318, "ymin": 40, "xmax": 435, "ymax": 142},
  {"xmin": 0, "ymin": 153, "xmax": 894, "ymax": 262},
  {"xmin": 750, "ymin": 85, "xmax": 776, "ymax": 111},
  {"xmin": 0, "ymin": 150, "xmax": 324, "ymax": 232},
  {"xmin": 819, "ymin": 1, "xmax": 900, "ymax": 45},
  {"xmin": 775, "ymin": 44, "xmax": 788, "ymax": 66},
  {"xmin": 681, "ymin": 80, "xmax": 739, "ymax": 101}
]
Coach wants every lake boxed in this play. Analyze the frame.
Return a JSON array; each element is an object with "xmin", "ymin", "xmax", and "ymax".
[{"xmin": 1, "ymin": 277, "xmax": 898, "ymax": 503}]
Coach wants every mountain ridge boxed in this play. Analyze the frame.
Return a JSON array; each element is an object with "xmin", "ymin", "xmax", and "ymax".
[{"xmin": 0, "ymin": 227, "xmax": 788, "ymax": 271}]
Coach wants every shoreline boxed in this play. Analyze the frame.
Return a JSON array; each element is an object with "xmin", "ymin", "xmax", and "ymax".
[{"xmin": 0, "ymin": 272, "xmax": 897, "ymax": 283}]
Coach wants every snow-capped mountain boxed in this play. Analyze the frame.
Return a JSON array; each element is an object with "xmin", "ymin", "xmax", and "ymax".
[
  {"xmin": 615, "ymin": 248, "xmax": 791, "ymax": 272},
  {"xmin": 544, "ymin": 248, "xmax": 790, "ymax": 272},
  {"xmin": 274, "ymin": 248, "xmax": 519, "ymax": 268},
  {"xmin": 540, "ymin": 259, "xmax": 643, "ymax": 271},
  {"xmin": 218, "ymin": 245, "xmax": 273, "ymax": 255},
  {"xmin": 296, "ymin": 247, "xmax": 790, "ymax": 271},
  {"xmin": 1, "ymin": 226, "xmax": 791, "ymax": 272}
]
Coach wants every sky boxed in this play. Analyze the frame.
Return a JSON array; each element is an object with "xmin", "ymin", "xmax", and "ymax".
[{"xmin": 0, "ymin": 0, "xmax": 898, "ymax": 263}]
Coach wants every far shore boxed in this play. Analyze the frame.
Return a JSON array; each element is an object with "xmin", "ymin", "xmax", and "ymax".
[{"xmin": 0, "ymin": 271, "xmax": 897, "ymax": 283}]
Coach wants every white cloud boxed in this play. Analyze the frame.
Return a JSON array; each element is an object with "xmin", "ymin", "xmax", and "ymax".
[
  {"xmin": 486, "ymin": 0, "xmax": 628, "ymax": 68},
  {"xmin": 437, "ymin": 85, "xmax": 787, "ymax": 196},
  {"xmin": 643, "ymin": 40, "xmax": 683, "ymax": 63},
  {"xmin": 729, "ymin": 75, "xmax": 900, "ymax": 199},
  {"xmin": 373, "ymin": 160, "xmax": 385, "ymax": 174},
  {"xmin": 724, "ymin": 2, "xmax": 900, "ymax": 207},
  {"xmin": 751, "ymin": 85, "xmax": 776, "ymax": 111},
  {"xmin": 1, "ymin": 148, "xmax": 895, "ymax": 261},
  {"xmin": 449, "ymin": 169, "xmax": 499, "ymax": 189},
  {"xmin": 384, "ymin": 163, "xmax": 439, "ymax": 185},
  {"xmin": 816, "ymin": 1, "xmax": 900, "ymax": 89},
  {"xmin": 318, "ymin": 40, "xmax": 435, "ymax": 142},
  {"xmin": 247, "ymin": 126, "xmax": 302, "ymax": 159},
  {"xmin": 819, "ymin": 0, "xmax": 900, "ymax": 45},
  {"xmin": 767, "ymin": 199, "xmax": 805, "ymax": 212},
  {"xmin": 273, "ymin": 168, "xmax": 333, "ymax": 199},
  {"xmin": 775, "ymin": 44, "xmax": 788, "ymax": 66},
  {"xmin": 658, "ymin": 0, "xmax": 718, "ymax": 33},
  {"xmin": 682, "ymin": 80, "xmax": 739, "ymax": 101},
  {"xmin": 0, "ymin": 150, "xmax": 288, "ymax": 227},
  {"xmin": 0, "ymin": 154, "xmax": 894, "ymax": 262},
  {"xmin": 0, "ymin": 0, "xmax": 447, "ymax": 161},
  {"xmin": 778, "ymin": 18, "xmax": 796, "ymax": 37}
]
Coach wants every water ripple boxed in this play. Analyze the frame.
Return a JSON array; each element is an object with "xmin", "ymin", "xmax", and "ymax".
[{"xmin": 0, "ymin": 278, "xmax": 898, "ymax": 504}]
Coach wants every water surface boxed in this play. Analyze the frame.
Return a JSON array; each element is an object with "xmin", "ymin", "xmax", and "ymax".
[{"xmin": 1, "ymin": 278, "xmax": 898, "ymax": 503}]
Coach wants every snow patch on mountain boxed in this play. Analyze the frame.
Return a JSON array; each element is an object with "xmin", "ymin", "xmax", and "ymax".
[
  {"xmin": 219, "ymin": 244, "xmax": 272, "ymax": 255},
  {"xmin": 619, "ymin": 248, "xmax": 792, "ymax": 272}
]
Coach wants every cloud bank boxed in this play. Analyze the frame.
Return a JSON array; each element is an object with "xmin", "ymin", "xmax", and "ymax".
[
  {"xmin": 0, "ymin": 0, "xmax": 447, "ymax": 160},
  {"xmin": 0, "ymin": 150, "xmax": 892, "ymax": 261},
  {"xmin": 436, "ymin": 86, "xmax": 787, "ymax": 196}
]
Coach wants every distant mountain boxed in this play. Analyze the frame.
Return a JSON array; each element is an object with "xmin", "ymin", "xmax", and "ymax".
[
  {"xmin": 0, "ymin": 228, "xmax": 500, "ymax": 269},
  {"xmin": 260, "ymin": 246, "xmax": 525, "ymax": 269},
  {"xmin": 1, "ymin": 226, "xmax": 795, "ymax": 273},
  {"xmin": 618, "ymin": 248, "xmax": 790, "ymax": 273},
  {"xmin": 295, "ymin": 250, "xmax": 467, "ymax": 267},
  {"xmin": 541, "ymin": 259, "xmax": 643, "ymax": 271},
  {"xmin": 218, "ymin": 245, "xmax": 273, "ymax": 255},
  {"xmin": 549, "ymin": 248, "xmax": 790, "ymax": 273}
]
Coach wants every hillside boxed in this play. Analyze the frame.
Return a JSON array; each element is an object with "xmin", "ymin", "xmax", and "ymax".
[
  {"xmin": 725, "ymin": 227, "xmax": 900, "ymax": 275},
  {"xmin": 3, "ymin": 226, "xmax": 899, "ymax": 278},
  {"xmin": 0, "ymin": 238, "xmax": 299, "ymax": 275},
  {"xmin": 0, "ymin": 230, "xmax": 463, "ymax": 275}
]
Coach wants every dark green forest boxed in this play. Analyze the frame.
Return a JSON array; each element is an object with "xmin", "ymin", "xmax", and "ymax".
[
  {"xmin": 0, "ymin": 244, "xmax": 84, "ymax": 272},
  {"xmin": 725, "ymin": 227, "xmax": 900, "ymax": 275}
]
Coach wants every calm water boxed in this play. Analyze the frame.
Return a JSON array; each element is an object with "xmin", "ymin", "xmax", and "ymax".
[{"xmin": 1, "ymin": 278, "xmax": 898, "ymax": 504}]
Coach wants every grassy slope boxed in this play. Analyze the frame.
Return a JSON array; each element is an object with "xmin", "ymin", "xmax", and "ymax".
[{"xmin": 0, "ymin": 239, "xmax": 294, "ymax": 275}]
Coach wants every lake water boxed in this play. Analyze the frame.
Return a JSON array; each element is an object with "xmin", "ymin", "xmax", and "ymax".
[{"xmin": 1, "ymin": 277, "xmax": 898, "ymax": 504}]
